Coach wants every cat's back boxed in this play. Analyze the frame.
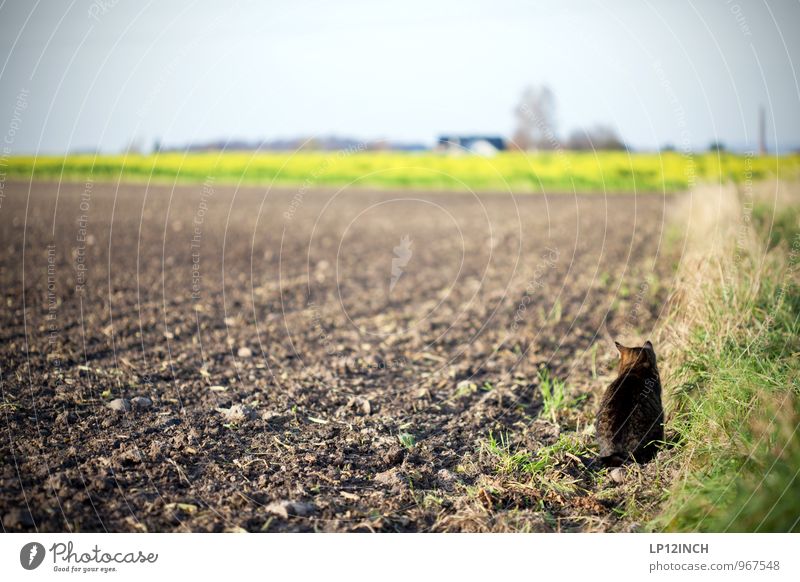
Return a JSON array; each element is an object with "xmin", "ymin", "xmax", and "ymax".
[
  {"xmin": 596, "ymin": 340, "xmax": 664, "ymax": 464},
  {"xmin": 597, "ymin": 372, "xmax": 642, "ymax": 432}
]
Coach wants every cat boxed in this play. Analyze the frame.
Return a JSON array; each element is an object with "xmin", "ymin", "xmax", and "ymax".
[{"xmin": 596, "ymin": 340, "xmax": 664, "ymax": 467}]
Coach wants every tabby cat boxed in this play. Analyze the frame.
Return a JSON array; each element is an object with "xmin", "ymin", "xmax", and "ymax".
[{"xmin": 596, "ymin": 340, "xmax": 664, "ymax": 466}]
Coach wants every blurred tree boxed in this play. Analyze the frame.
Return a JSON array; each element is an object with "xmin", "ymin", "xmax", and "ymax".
[
  {"xmin": 566, "ymin": 125, "xmax": 627, "ymax": 151},
  {"xmin": 708, "ymin": 141, "xmax": 727, "ymax": 152},
  {"xmin": 512, "ymin": 85, "xmax": 558, "ymax": 151}
]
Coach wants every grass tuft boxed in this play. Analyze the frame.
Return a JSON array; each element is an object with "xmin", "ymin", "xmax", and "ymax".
[
  {"xmin": 537, "ymin": 367, "xmax": 568, "ymax": 422},
  {"xmin": 398, "ymin": 432, "xmax": 416, "ymax": 450}
]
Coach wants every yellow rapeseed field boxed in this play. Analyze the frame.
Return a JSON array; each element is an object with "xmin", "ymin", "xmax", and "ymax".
[{"xmin": 4, "ymin": 151, "xmax": 798, "ymax": 193}]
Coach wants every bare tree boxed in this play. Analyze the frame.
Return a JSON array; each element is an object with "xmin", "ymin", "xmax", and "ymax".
[{"xmin": 512, "ymin": 85, "xmax": 558, "ymax": 151}]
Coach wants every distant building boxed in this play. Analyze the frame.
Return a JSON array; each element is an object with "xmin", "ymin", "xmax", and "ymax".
[{"xmin": 437, "ymin": 135, "xmax": 507, "ymax": 155}]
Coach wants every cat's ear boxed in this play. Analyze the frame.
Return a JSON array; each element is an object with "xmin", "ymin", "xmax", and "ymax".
[
  {"xmin": 614, "ymin": 340, "xmax": 625, "ymax": 352},
  {"xmin": 644, "ymin": 340, "xmax": 657, "ymax": 364}
]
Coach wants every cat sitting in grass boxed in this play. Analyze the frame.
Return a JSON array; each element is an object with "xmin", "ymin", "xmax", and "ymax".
[{"xmin": 596, "ymin": 340, "xmax": 664, "ymax": 467}]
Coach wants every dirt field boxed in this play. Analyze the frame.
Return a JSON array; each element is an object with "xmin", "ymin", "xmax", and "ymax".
[{"xmin": 0, "ymin": 180, "xmax": 675, "ymax": 532}]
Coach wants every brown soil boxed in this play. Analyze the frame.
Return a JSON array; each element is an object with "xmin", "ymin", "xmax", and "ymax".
[{"xmin": 0, "ymin": 180, "xmax": 675, "ymax": 532}]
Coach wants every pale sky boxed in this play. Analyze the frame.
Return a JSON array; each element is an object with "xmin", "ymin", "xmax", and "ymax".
[{"xmin": 1, "ymin": 0, "xmax": 799, "ymax": 154}]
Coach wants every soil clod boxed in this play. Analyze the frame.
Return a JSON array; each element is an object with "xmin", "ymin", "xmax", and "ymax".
[{"xmin": 265, "ymin": 500, "xmax": 316, "ymax": 519}]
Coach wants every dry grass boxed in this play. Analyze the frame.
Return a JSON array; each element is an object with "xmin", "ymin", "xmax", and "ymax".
[{"xmin": 650, "ymin": 180, "xmax": 800, "ymax": 532}]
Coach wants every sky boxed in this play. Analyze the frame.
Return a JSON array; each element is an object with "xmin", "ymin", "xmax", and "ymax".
[{"xmin": 1, "ymin": 0, "xmax": 799, "ymax": 154}]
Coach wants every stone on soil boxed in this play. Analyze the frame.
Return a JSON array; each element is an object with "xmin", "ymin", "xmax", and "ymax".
[
  {"xmin": 265, "ymin": 500, "xmax": 316, "ymax": 519},
  {"xmin": 107, "ymin": 398, "xmax": 131, "ymax": 413},
  {"xmin": 131, "ymin": 396, "xmax": 152, "ymax": 410}
]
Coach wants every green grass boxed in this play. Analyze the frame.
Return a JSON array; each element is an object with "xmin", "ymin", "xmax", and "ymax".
[
  {"xmin": 480, "ymin": 430, "xmax": 590, "ymax": 499},
  {"xmin": 537, "ymin": 367, "xmax": 568, "ymax": 422},
  {"xmin": 752, "ymin": 201, "xmax": 800, "ymax": 250},
  {"xmin": 654, "ymin": 201, "xmax": 800, "ymax": 532},
  {"xmin": 482, "ymin": 430, "xmax": 588, "ymax": 476},
  {"xmin": 483, "ymin": 431, "xmax": 533, "ymax": 474},
  {"xmin": 398, "ymin": 432, "xmax": 416, "ymax": 450},
  {"xmin": 3, "ymin": 151, "xmax": 799, "ymax": 193},
  {"xmin": 523, "ymin": 434, "xmax": 591, "ymax": 476}
]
